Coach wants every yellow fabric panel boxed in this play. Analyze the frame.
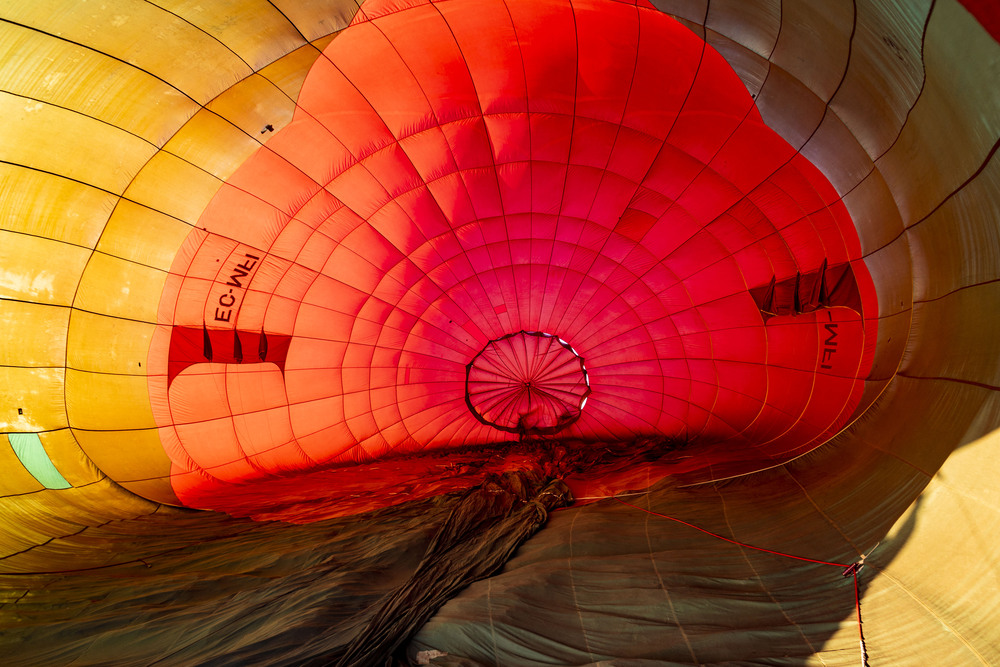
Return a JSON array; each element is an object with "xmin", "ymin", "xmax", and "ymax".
[
  {"xmin": 0, "ymin": 21, "xmax": 197, "ymax": 145},
  {"xmin": 752, "ymin": 61, "xmax": 827, "ymax": 151},
  {"xmin": 271, "ymin": 0, "xmax": 361, "ymax": 41},
  {"xmin": 864, "ymin": 309, "xmax": 910, "ymax": 380},
  {"xmin": 38, "ymin": 429, "xmax": 103, "ymax": 487},
  {"xmin": 768, "ymin": 1, "xmax": 852, "ymax": 104},
  {"xmin": 908, "ymin": 154, "xmax": 1000, "ymax": 302},
  {"xmin": 0, "ymin": 496, "xmax": 77, "ymax": 561},
  {"xmin": 827, "ymin": 0, "xmax": 926, "ymax": 158},
  {"xmin": 0, "ymin": 587, "xmax": 23, "ymax": 604},
  {"xmin": 158, "ymin": 0, "xmax": 307, "ymax": 71},
  {"xmin": 705, "ymin": 31, "xmax": 769, "ymax": 100},
  {"xmin": 158, "ymin": 42, "xmax": 331, "ymax": 182},
  {"xmin": 908, "ymin": 283, "xmax": 1000, "ymax": 387},
  {"xmin": 205, "ymin": 73, "xmax": 298, "ymax": 141},
  {"xmin": 0, "ymin": 93, "xmax": 157, "ymax": 195},
  {"xmin": 67, "ymin": 311, "xmax": 153, "ymax": 376},
  {"xmin": 0, "ymin": 164, "xmax": 115, "ymax": 248},
  {"xmin": 862, "ymin": 234, "xmax": 914, "ymax": 317},
  {"xmin": 0, "ymin": 478, "xmax": 162, "ymax": 572},
  {"xmin": 881, "ymin": 0, "xmax": 1000, "ymax": 227},
  {"xmin": 311, "ymin": 34, "xmax": 338, "ymax": 53},
  {"xmin": 73, "ymin": 252, "xmax": 165, "ymax": 322},
  {"xmin": 96, "ymin": 200, "xmax": 195, "ymax": 272},
  {"xmin": 705, "ymin": 0, "xmax": 780, "ymax": 60},
  {"xmin": 163, "ymin": 108, "xmax": 261, "ymax": 181},
  {"xmin": 259, "ymin": 42, "xmax": 327, "ymax": 102},
  {"xmin": 865, "ymin": 574, "xmax": 996, "ymax": 664},
  {"xmin": 108, "ymin": 477, "xmax": 179, "ymax": 508},
  {"xmin": 0, "ymin": 434, "xmax": 46, "ymax": 496},
  {"xmin": 800, "ymin": 104, "xmax": 877, "ymax": 195},
  {"xmin": 0, "ymin": 367, "xmax": 67, "ymax": 433},
  {"xmin": 122, "ymin": 151, "xmax": 222, "ymax": 226},
  {"xmin": 844, "ymin": 168, "xmax": 907, "ymax": 256},
  {"xmin": 846, "ymin": 379, "xmax": 988, "ymax": 477},
  {"xmin": 65, "ymin": 370, "xmax": 155, "ymax": 432},
  {"xmin": 0, "ymin": 231, "xmax": 91, "ymax": 306},
  {"xmin": 0, "ymin": 301, "xmax": 69, "ymax": 368},
  {"xmin": 861, "ymin": 428, "xmax": 1000, "ymax": 665},
  {"xmin": 4, "ymin": 0, "xmax": 252, "ymax": 105},
  {"xmin": 72, "ymin": 428, "xmax": 178, "ymax": 505}
]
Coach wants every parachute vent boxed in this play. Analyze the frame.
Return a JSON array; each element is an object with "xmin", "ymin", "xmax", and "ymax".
[{"xmin": 465, "ymin": 330, "xmax": 591, "ymax": 437}]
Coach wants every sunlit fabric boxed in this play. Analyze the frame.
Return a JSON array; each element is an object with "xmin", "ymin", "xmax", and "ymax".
[{"xmin": 1, "ymin": 0, "xmax": 999, "ymax": 664}]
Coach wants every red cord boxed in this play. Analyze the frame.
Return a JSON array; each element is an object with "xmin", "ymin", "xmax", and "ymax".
[
  {"xmin": 613, "ymin": 495, "xmax": 870, "ymax": 663},
  {"xmin": 613, "ymin": 496, "xmax": 852, "ymax": 567}
]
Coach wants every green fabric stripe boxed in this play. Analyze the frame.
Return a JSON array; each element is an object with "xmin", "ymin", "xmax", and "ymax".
[{"xmin": 8, "ymin": 433, "xmax": 72, "ymax": 490}]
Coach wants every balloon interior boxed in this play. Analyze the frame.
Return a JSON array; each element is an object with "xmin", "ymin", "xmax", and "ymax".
[
  {"xmin": 133, "ymin": 0, "xmax": 879, "ymax": 519},
  {"xmin": 2, "ymin": 0, "xmax": 997, "ymax": 664}
]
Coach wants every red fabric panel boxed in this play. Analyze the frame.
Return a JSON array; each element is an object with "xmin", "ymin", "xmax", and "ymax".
[
  {"xmin": 146, "ymin": 0, "xmax": 878, "ymax": 516},
  {"xmin": 958, "ymin": 0, "xmax": 1000, "ymax": 42}
]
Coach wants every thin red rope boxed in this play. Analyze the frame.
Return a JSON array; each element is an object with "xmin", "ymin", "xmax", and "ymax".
[
  {"xmin": 613, "ymin": 496, "xmax": 852, "ymax": 567},
  {"xmin": 613, "ymin": 495, "xmax": 870, "ymax": 663}
]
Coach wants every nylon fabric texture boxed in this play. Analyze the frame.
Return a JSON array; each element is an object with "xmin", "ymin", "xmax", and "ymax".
[{"xmin": 1, "ymin": 0, "xmax": 999, "ymax": 665}]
